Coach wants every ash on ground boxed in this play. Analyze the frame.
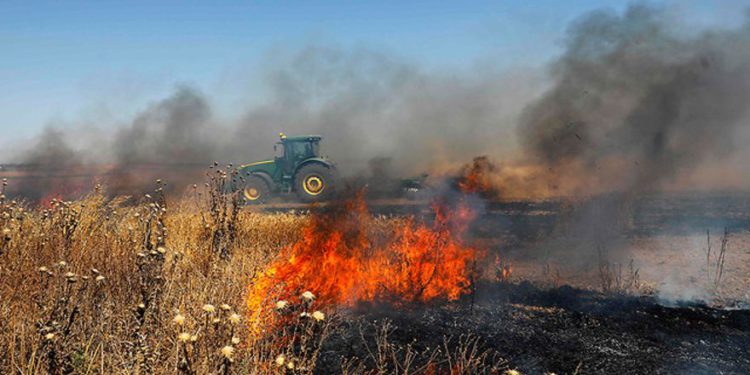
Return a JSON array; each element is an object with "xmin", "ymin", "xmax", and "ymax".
[{"xmin": 316, "ymin": 282, "xmax": 750, "ymax": 374}]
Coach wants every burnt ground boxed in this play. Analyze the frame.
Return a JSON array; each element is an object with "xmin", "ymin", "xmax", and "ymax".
[
  {"xmin": 317, "ymin": 282, "xmax": 750, "ymax": 374},
  {"xmin": 298, "ymin": 192, "xmax": 750, "ymax": 373}
]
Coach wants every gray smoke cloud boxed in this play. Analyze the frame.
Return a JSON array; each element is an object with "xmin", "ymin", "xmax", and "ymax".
[
  {"xmin": 22, "ymin": 127, "xmax": 82, "ymax": 168},
  {"xmin": 7, "ymin": 44, "xmax": 542, "ymax": 199},
  {"xmin": 519, "ymin": 4, "xmax": 750, "ymax": 194},
  {"xmin": 7, "ymin": 3, "xmax": 750, "ymax": 203},
  {"xmin": 114, "ymin": 85, "xmax": 214, "ymax": 165},
  {"xmin": 225, "ymin": 45, "xmax": 540, "ymax": 175},
  {"xmin": 520, "ymin": 4, "xmax": 750, "ymax": 304}
]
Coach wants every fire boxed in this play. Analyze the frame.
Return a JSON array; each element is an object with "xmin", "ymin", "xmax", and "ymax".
[
  {"xmin": 457, "ymin": 156, "xmax": 496, "ymax": 195},
  {"xmin": 495, "ymin": 255, "xmax": 513, "ymax": 282},
  {"xmin": 246, "ymin": 195, "xmax": 480, "ymax": 333},
  {"xmin": 452, "ymin": 156, "xmax": 589, "ymax": 200}
]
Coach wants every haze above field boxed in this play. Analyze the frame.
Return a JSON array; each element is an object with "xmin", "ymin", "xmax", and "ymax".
[
  {"xmin": 1, "ymin": 1, "xmax": 746, "ymax": 154},
  {"xmin": 4, "ymin": 1, "xmax": 750, "ymax": 200}
]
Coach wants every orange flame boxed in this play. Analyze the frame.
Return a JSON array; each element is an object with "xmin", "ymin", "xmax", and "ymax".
[
  {"xmin": 495, "ymin": 255, "xmax": 513, "ymax": 282},
  {"xmin": 457, "ymin": 156, "xmax": 496, "ymax": 195},
  {"xmin": 246, "ymin": 195, "xmax": 480, "ymax": 333}
]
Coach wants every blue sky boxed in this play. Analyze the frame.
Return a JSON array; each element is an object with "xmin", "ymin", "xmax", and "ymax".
[{"xmin": 1, "ymin": 0, "xmax": 748, "ymax": 150}]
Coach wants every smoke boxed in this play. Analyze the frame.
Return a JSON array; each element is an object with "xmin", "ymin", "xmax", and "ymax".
[
  {"xmin": 6, "ymin": 3, "xmax": 750, "ymax": 204},
  {"xmin": 228, "ymin": 45, "xmax": 540, "ymax": 175},
  {"xmin": 517, "ymin": 4, "xmax": 750, "ymax": 304},
  {"xmin": 22, "ymin": 127, "xmax": 82, "ymax": 168},
  {"xmin": 6, "ymin": 44, "xmax": 543, "ymax": 199},
  {"xmin": 519, "ymin": 4, "xmax": 750, "ymax": 195},
  {"xmin": 113, "ymin": 86, "xmax": 214, "ymax": 165}
]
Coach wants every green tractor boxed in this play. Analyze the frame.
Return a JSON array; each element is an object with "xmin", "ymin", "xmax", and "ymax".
[{"xmin": 237, "ymin": 133, "xmax": 339, "ymax": 203}]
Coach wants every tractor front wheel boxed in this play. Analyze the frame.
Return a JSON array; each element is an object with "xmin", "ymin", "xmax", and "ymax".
[
  {"xmin": 243, "ymin": 175, "xmax": 271, "ymax": 204},
  {"xmin": 294, "ymin": 164, "xmax": 337, "ymax": 203}
]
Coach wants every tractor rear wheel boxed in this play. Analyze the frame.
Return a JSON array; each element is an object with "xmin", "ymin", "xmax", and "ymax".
[
  {"xmin": 294, "ymin": 164, "xmax": 337, "ymax": 203},
  {"xmin": 242, "ymin": 175, "xmax": 271, "ymax": 204}
]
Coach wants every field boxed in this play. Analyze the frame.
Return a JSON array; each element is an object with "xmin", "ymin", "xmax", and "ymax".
[
  {"xmin": 2, "ymin": 176, "xmax": 750, "ymax": 374},
  {"xmin": 0, "ymin": 184, "xmax": 304, "ymax": 374},
  {"xmin": 1, "ymin": 175, "xmax": 506, "ymax": 374}
]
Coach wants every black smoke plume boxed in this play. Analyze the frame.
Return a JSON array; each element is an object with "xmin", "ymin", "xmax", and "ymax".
[
  {"xmin": 519, "ymin": 4, "xmax": 750, "ymax": 301},
  {"xmin": 519, "ymin": 4, "xmax": 750, "ymax": 194}
]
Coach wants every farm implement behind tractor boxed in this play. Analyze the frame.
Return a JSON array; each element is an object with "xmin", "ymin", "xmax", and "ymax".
[{"xmin": 236, "ymin": 133, "xmax": 433, "ymax": 204}]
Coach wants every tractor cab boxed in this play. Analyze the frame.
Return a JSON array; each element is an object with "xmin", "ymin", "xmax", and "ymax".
[{"xmin": 274, "ymin": 134, "xmax": 322, "ymax": 176}]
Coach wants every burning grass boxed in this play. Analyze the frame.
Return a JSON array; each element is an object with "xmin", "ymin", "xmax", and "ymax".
[
  {"xmin": 246, "ymin": 195, "xmax": 480, "ymax": 335},
  {"xmin": 3, "ymin": 172, "xmax": 750, "ymax": 374},
  {"xmin": 0, "ymin": 174, "xmax": 506, "ymax": 374}
]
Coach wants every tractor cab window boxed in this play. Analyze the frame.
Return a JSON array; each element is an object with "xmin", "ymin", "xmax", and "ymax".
[
  {"xmin": 287, "ymin": 141, "xmax": 315, "ymax": 161},
  {"xmin": 274, "ymin": 143, "xmax": 284, "ymax": 159},
  {"xmin": 311, "ymin": 141, "xmax": 320, "ymax": 157}
]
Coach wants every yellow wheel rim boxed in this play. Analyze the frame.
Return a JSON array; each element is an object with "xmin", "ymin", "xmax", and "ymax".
[
  {"xmin": 244, "ymin": 187, "xmax": 261, "ymax": 201},
  {"xmin": 302, "ymin": 175, "xmax": 324, "ymax": 196}
]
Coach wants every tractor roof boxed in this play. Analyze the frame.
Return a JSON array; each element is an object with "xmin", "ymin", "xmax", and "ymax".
[{"xmin": 282, "ymin": 135, "xmax": 322, "ymax": 142}]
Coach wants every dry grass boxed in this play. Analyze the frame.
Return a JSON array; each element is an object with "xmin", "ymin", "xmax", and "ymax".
[
  {"xmin": 0, "ymin": 172, "xmax": 508, "ymax": 374},
  {"xmin": 0, "ymin": 171, "xmax": 313, "ymax": 374}
]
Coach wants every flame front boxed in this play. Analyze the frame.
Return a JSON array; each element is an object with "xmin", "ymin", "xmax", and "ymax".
[{"xmin": 246, "ymin": 196, "xmax": 480, "ymax": 333}]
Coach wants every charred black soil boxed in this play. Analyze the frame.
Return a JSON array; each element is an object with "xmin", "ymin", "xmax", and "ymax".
[
  {"xmin": 318, "ymin": 282, "xmax": 750, "ymax": 374},
  {"xmin": 287, "ymin": 193, "xmax": 750, "ymax": 374}
]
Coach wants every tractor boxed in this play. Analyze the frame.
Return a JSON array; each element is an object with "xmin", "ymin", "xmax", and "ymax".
[{"xmin": 237, "ymin": 133, "xmax": 339, "ymax": 203}]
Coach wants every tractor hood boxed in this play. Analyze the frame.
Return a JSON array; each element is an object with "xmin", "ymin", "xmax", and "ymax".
[{"xmin": 238, "ymin": 160, "xmax": 277, "ymax": 176}]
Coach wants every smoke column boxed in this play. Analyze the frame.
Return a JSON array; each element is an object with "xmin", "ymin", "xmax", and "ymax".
[{"xmin": 519, "ymin": 4, "xmax": 750, "ymax": 196}]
